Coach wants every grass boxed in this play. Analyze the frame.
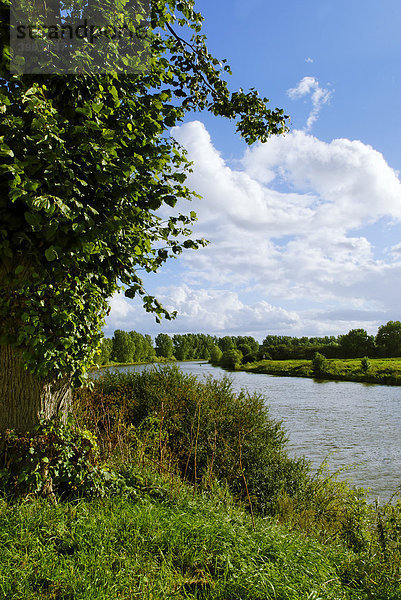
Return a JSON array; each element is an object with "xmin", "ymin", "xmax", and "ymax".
[
  {"xmin": 2, "ymin": 366, "xmax": 401, "ymax": 599},
  {"xmin": 0, "ymin": 476, "xmax": 369, "ymax": 600},
  {"xmin": 243, "ymin": 357, "xmax": 401, "ymax": 385}
]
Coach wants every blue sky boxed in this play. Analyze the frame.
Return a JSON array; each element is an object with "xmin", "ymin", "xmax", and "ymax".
[{"xmin": 105, "ymin": 0, "xmax": 401, "ymax": 341}]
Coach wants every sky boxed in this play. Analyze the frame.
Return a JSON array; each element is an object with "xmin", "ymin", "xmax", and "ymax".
[{"xmin": 105, "ymin": 0, "xmax": 401, "ymax": 342}]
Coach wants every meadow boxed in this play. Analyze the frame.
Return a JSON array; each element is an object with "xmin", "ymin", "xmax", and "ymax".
[{"xmin": 244, "ymin": 357, "xmax": 401, "ymax": 385}]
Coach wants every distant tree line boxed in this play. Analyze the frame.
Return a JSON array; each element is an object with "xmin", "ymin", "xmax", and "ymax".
[
  {"xmin": 97, "ymin": 331, "xmax": 261, "ymax": 366},
  {"xmin": 98, "ymin": 331, "xmax": 156, "ymax": 365},
  {"xmin": 97, "ymin": 321, "xmax": 401, "ymax": 366},
  {"xmin": 260, "ymin": 322, "xmax": 401, "ymax": 361}
]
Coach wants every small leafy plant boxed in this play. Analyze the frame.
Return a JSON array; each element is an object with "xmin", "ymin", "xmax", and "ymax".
[
  {"xmin": 0, "ymin": 416, "xmax": 122, "ymax": 500},
  {"xmin": 312, "ymin": 352, "xmax": 328, "ymax": 376}
]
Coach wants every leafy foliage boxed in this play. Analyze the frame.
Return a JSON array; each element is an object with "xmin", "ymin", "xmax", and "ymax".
[
  {"xmin": 376, "ymin": 320, "xmax": 401, "ymax": 357},
  {"xmin": 338, "ymin": 329, "xmax": 375, "ymax": 358},
  {"xmin": 109, "ymin": 330, "xmax": 135, "ymax": 364},
  {"xmin": 312, "ymin": 352, "xmax": 328, "ymax": 376},
  {"xmin": 220, "ymin": 349, "xmax": 242, "ymax": 370},
  {"xmin": 209, "ymin": 344, "xmax": 223, "ymax": 365},
  {"xmin": 155, "ymin": 332, "xmax": 174, "ymax": 358},
  {"xmin": 75, "ymin": 365, "xmax": 310, "ymax": 515},
  {"xmin": 0, "ymin": 0, "xmax": 288, "ymax": 388},
  {"xmin": 97, "ymin": 337, "xmax": 113, "ymax": 365},
  {"xmin": 0, "ymin": 416, "xmax": 122, "ymax": 499}
]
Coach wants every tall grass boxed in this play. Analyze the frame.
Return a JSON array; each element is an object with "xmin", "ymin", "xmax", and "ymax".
[
  {"xmin": 0, "ymin": 482, "xmax": 357, "ymax": 600},
  {"xmin": 73, "ymin": 365, "xmax": 310, "ymax": 516}
]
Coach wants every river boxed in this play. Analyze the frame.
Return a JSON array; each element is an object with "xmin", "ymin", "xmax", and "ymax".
[{"xmin": 94, "ymin": 361, "xmax": 401, "ymax": 501}]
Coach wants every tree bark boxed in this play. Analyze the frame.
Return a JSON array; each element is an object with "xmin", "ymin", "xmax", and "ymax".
[{"xmin": 0, "ymin": 345, "xmax": 72, "ymax": 434}]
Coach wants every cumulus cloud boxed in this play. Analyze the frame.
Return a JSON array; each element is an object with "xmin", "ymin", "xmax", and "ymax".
[
  {"xmin": 106, "ymin": 120, "xmax": 401, "ymax": 338},
  {"xmin": 105, "ymin": 285, "xmax": 300, "ymax": 338},
  {"xmin": 287, "ymin": 76, "xmax": 332, "ymax": 131}
]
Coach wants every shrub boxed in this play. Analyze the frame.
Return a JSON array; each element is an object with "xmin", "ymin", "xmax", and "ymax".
[
  {"xmin": 220, "ymin": 349, "xmax": 242, "ymax": 370},
  {"xmin": 209, "ymin": 345, "xmax": 223, "ymax": 365},
  {"xmin": 242, "ymin": 351, "xmax": 259, "ymax": 363},
  {"xmin": 0, "ymin": 416, "xmax": 123, "ymax": 500},
  {"xmin": 312, "ymin": 352, "xmax": 328, "ymax": 376},
  {"xmin": 361, "ymin": 356, "xmax": 371, "ymax": 372},
  {"xmin": 75, "ymin": 366, "xmax": 310, "ymax": 515}
]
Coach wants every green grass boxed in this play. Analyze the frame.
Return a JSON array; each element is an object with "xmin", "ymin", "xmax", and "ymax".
[
  {"xmin": 0, "ymin": 478, "xmax": 369, "ymax": 600},
  {"xmin": 243, "ymin": 357, "xmax": 401, "ymax": 385},
  {"xmin": 2, "ymin": 367, "xmax": 401, "ymax": 599}
]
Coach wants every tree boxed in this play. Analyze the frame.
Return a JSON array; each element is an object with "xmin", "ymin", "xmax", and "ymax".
[
  {"xmin": 172, "ymin": 334, "xmax": 191, "ymax": 360},
  {"xmin": 112, "ymin": 330, "xmax": 135, "ymax": 363},
  {"xmin": 0, "ymin": 0, "xmax": 288, "ymax": 432},
  {"xmin": 312, "ymin": 352, "xmax": 328, "ymax": 377},
  {"xmin": 218, "ymin": 336, "xmax": 235, "ymax": 352},
  {"xmin": 155, "ymin": 333, "xmax": 174, "ymax": 359},
  {"xmin": 144, "ymin": 334, "xmax": 157, "ymax": 362},
  {"xmin": 338, "ymin": 328, "xmax": 375, "ymax": 358},
  {"xmin": 237, "ymin": 343, "xmax": 252, "ymax": 358},
  {"xmin": 376, "ymin": 321, "xmax": 401, "ymax": 357},
  {"xmin": 98, "ymin": 338, "xmax": 113, "ymax": 365},
  {"xmin": 220, "ymin": 349, "xmax": 242, "ymax": 370},
  {"xmin": 129, "ymin": 331, "xmax": 153, "ymax": 362},
  {"xmin": 209, "ymin": 344, "xmax": 222, "ymax": 365}
]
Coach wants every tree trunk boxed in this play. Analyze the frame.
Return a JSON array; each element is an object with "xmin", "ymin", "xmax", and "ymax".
[{"xmin": 0, "ymin": 345, "xmax": 72, "ymax": 434}]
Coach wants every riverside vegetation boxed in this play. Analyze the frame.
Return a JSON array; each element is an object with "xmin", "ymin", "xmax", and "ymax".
[
  {"xmin": 99, "ymin": 322, "xmax": 401, "ymax": 385},
  {"xmin": 241, "ymin": 356, "xmax": 401, "ymax": 386},
  {"xmin": 1, "ymin": 366, "xmax": 401, "ymax": 599}
]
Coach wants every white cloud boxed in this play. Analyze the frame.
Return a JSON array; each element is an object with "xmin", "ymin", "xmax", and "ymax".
[
  {"xmin": 305, "ymin": 57, "xmax": 314, "ymax": 63},
  {"xmin": 108, "ymin": 293, "xmax": 133, "ymax": 320},
  {"xmin": 287, "ymin": 76, "xmax": 332, "ymax": 131},
  {"xmin": 391, "ymin": 242, "xmax": 401, "ymax": 256},
  {"xmin": 105, "ymin": 285, "xmax": 300, "ymax": 338},
  {"xmin": 107, "ymin": 121, "xmax": 401, "ymax": 338}
]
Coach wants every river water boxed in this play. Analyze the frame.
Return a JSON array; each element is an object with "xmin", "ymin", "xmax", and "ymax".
[{"xmin": 95, "ymin": 361, "xmax": 401, "ymax": 501}]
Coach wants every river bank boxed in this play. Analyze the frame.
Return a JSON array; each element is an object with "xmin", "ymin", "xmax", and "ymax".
[
  {"xmin": 2, "ymin": 366, "xmax": 401, "ymax": 599},
  {"xmin": 92, "ymin": 360, "xmax": 401, "ymax": 500},
  {"xmin": 241, "ymin": 357, "xmax": 401, "ymax": 386},
  {"xmin": 3, "ymin": 366, "xmax": 401, "ymax": 598}
]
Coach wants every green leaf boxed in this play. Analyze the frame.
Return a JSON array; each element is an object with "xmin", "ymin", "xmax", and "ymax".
[
  {"xmin": 0, "ymin": 144, "xmax": 14, "ymax": 157},
  {"xmin": 45, "ymin": 247, "xmax": 58, "ymax": 262},
  {"xmin": 25, "ymin": 212, "xmax": 41, "ymax": 227},
  {"xmin": 101, "ymin": 129, "xmax": 115, "ymax": 140},
  {"xmin": 164, "ymin": 195, "xmax": 177, "ymax": 207}
]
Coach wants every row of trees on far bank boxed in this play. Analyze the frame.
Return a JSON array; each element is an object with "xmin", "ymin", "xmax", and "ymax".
[
  {"xmin": 260, "ymin": 321, "xmax": 401, "ymax": 360},
  {"xmin": 98, "ymin": 321, "xmax": 401, "ymax": 367},
  {"xmin": 98, "ymin": 332, "xmax": 260, "ymax": 365}
]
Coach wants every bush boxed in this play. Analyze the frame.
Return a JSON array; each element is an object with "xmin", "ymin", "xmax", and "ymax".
[
  {"xmin": 242, "ymin": 351, "xmax": 259, "ymax": 363},
  {"xmin": 312, "ymin": 352, "xmax": 328, "ymax": 376},
  {"xmin": 209, "ymin": 344, "xmax": 223, "ymax": 365},
  {"xmin": 75, "ymin": 366, "xmax": 310, "ymax": 515},
  {"xmin": 220, "ymin": 349, "xmax": 242, "ymax": 370},
  {"xmin": 0, "ymin": 416, "xmax": 123, "ymax": 500},
  {"xmin": 361, "ymin": 356, "xmax": 371, "ymax": 372}
]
